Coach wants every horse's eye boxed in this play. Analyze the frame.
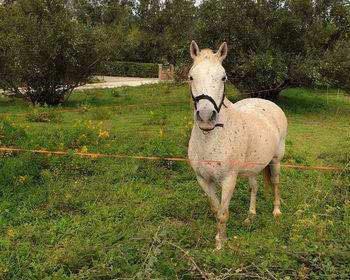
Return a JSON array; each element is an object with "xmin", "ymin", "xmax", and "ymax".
[
  {"xmin": 222, "ymin": 76, "xmax": 227, "ymax": 81},
  {"xmin": 189, "ymin": 76, "xmax": 193, "ymax": 81}
]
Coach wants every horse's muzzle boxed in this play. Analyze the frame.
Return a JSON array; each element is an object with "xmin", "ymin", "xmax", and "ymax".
[
  {"xmin": 196, "ymin": 110, "xmax": 217, "ymax": 131},
  {"xmin": 196, "ymin": 110, "xmax": 216, "ymax": 122}
]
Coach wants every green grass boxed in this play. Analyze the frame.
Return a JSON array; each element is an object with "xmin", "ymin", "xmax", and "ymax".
[{"xmin": 0, "ymin": 84, "xmax": 349, "ymax": 279}]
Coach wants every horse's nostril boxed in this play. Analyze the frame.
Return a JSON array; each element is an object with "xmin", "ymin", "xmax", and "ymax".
[
  {"xmin": 196, "ymin": 110, "xmax": 203, "ymax": 122},
  {"xmin": 210, "ymin": 110, "xmax": 217, "ymax": 121}
]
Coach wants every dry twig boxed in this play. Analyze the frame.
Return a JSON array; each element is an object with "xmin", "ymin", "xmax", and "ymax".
[{"xmin": 163, "ymin": 239, "xmax": 208, "ymax": 280}]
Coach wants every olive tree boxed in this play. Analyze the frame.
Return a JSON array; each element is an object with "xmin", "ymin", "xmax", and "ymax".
[{"xmin": 0, "ymin": 0, "xmax": 103, "ymax": 106}]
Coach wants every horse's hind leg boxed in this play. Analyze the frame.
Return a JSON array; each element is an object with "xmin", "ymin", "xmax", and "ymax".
[
  {"xmin": 269, "ymin": 161, "xmax": 282, "ymax": 217},
  {"xmin": 244, "ymin": 174, "xmax": 258, "ymax": 225}
]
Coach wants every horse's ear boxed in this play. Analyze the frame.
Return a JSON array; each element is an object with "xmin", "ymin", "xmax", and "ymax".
[
  {"xmin": 190, "ymin": 40, "xmax": 200, "ymax": 59},
  {"xmin": 216, "ymin": 42, "xmax": 227, "ymax": 62}
]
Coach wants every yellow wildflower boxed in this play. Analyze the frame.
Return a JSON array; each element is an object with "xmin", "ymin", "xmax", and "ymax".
[
  {"xmin": 14, "ymin": 175, "xmax": 26, "ymax": 184},
  {"xmin": 98, "ymin": 130, "xmax": 109, "ymax": 138},
  {"xmin": 80, "ymin": 146, "xmax": 88, "ymax": 153},
  {"xmin": 7, "ymin": 229, "xmax": 15, "ymax": 238},
  {"xmin": 159, "ymin": 129, "xmax": 163, "ymax": 137},
  {"xmin": 73, "ymin": 120, "xmax": 81, "ymax": 128}
]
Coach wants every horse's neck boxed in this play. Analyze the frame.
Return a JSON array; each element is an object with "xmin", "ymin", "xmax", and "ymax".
[{"xmin": 219, "ymin": 98, "xmax": 244, "ymax": 128}]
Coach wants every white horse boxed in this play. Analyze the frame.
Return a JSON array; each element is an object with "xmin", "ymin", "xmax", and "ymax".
[{"xmin": 188, "ymin": 41, "xmax": 287, "ymax": 250}]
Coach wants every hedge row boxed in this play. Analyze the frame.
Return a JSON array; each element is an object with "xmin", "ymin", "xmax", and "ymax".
[{"xmin": 101, "ymin": 61, "xmax": 159, "ymax": 78}]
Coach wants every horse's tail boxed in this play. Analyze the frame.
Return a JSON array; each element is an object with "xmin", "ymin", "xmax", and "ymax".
[
  {"xmin": 262, "ymin": 165, "xmax": 281, "ymax": 200},
  {"xmin": 263, "ymin": 166, "xmax": 272, "ymax": 198}
]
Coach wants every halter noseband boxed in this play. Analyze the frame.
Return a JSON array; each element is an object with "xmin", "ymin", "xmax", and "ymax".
[
  {"xmin": 190, "ymin": 84, "xmax": 227, "ymax": 113},
  {"xmin": 190, "ymin": 84, "xmax": 227, "ymax": 131}
]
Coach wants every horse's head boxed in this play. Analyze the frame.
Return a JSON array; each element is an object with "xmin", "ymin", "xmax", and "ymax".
[{"xmin": 189, "ymin": 41, "xmax": 228, "ymax": 132}]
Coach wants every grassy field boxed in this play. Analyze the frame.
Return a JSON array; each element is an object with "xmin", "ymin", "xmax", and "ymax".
[{"xmin": 0, "ymin": 84, "xmax": 349, "ymax": 279}]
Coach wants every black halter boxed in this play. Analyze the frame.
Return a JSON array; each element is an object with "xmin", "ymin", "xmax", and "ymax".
[
  {"xmin": 190, "ymin": 84, "xmax": 227, "ymax": 113},
  {"xmin": 190, "ymin": 84, "xmax": 227, "ymax": 130}
]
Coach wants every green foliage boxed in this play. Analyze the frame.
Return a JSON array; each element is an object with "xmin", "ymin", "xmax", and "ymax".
[
  {"xmin": 102, "ymin": 61, "xmax": 159, "ymax": 78},
  {"xmin": 323, "ymin": 39, "xmax": 350, "ymax": 94},
  {"xmin": 0, "ymin": 84, "xmax": 349, "ymax": 279},
  {"xmin": 196, "ymin": 0, "xmax": 350, "ymax": 100},
  {"xmin": 0, "ymin": 0, "xmax": 103, "ymax": 106}
]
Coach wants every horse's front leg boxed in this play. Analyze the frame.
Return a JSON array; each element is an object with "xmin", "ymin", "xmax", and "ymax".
[
  {"xmin": 196, "ymin": 175, "xmax": 220, "ymax": 215},
  {"xmin": 215, "ymin": 174, "xmax": 237, "ymax": 250}
]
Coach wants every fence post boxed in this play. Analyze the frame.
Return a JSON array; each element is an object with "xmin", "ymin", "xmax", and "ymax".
[
  {"xmin": 158, "ymin": 64, "xmax": 163, "ymax": 80},
  {"xmin": 158, "ymin": 64, "xmax": 174, "ymax": 81}
]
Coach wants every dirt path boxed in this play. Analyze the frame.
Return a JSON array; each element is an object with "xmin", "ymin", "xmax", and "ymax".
[{"xmin": 76, "ymin": 76, "xmax": 160, "ymax": 90}]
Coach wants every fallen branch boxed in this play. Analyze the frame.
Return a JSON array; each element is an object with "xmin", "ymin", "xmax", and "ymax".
[{"xmin": 163, "ymin": 239, "xmax": 208, "ymax": 280}]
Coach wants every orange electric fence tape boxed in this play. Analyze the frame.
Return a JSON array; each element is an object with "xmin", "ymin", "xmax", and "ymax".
[
  {"xmin": 0, "ymin": 87, "xmax": 289, "ymax": 118},
  {"xmin": 1, "ymin": 86, "xmax": 348, "ymax": 171},
  {"xmin": 1, "ymin": 147, "xmax": 349, "ymax": 171}
]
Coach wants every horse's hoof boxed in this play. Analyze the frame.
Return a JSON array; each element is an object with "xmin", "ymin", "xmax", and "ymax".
[
  {"xmin": 243, "ymin": 218, "xmax": 251, "ymax": 226},
  {"xmin": 215, "ymin": 234, "xmax": 226, "ymax": 250},
  {"xmin": 273, "ymin": 210, "xmax": 282, "ymax": 218},
  {"xmin": 244, "ymin": 212, "xmax": 256, "ymax": 226},
  {"xmin": 213, "ymin": 244, "xmax": 222, "ymax": 251},
  {"xmin": 214, "ymin": 238, "xmax": 223, "ymax": 251}
]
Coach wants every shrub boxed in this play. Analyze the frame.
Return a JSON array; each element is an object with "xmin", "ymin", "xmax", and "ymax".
[
  {"xmin": 0, "ymin": 0, "xmax": 103, "ymax": 106},
  {"xmin": 25, "ymin": 105, "xmax": 63, "ymax": 123},
  {"xmin": 0, "ymin": 117, "xmax": 27, "ymax": 147},
  {"xmin": 101, "ymin": 61, "xmax": 158, "ymax": 78}
]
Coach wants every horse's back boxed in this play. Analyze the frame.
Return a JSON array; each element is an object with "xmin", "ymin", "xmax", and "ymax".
[{"xmin": 234, "ymin": 98, "xmax": 287, "ymax": 135}]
